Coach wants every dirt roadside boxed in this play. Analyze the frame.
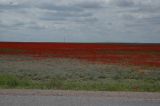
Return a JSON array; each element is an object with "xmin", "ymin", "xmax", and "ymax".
[{"xmin": 0, "ymin": 89, "xmax": 159, "ymax": 100}]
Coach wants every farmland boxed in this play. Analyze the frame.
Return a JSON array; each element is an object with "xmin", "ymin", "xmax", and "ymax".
[
  {"xmin": 0, "ymin": 42, "xmax": 160, "ymax": 91},
  {"xmin": 0, "ymin": 42, "xmax": 160, "ymax": 67}
]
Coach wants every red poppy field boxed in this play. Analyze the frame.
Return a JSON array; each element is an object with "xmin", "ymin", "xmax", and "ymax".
[
  {"xmin": 0, "ymin": 42, "xmax": 160, "ymax": 67},
  {"xmin": 0, "ymin": 42, "xmax": 160, "ymax": 91}
]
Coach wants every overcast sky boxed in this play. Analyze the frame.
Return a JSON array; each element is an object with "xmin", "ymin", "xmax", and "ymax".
[{"xmin": 0, "ymin": 0, "xmax": 160, "ymax": 43}]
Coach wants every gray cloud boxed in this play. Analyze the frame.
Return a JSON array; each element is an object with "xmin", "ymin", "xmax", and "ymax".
[
  {"xmin": 0, "ymin": 1, "xmax": 29, "ymax": 10},
  {"xmin": 139, "ymin": 16, "xmax": 160, "ymax": 25},
  {"xmin": 37, "ymin": 4, "xmax": 83, "ymax": 12},
  {"xmin": 110, "ymin": 0, "xmax": 135, "ymax": 7},
  {"xmin": 0, "ymin": 18, "xmax": 25, "ymax": 30},
  {"xmin": 40, "ymin": 11, "xmax": 94, "ymax": 22},
  {"xmin": 37, "ymin": 0, "xmax": 104, "ymax": 11},
  {"xmin": 0, "ymin": 0, "xmax": 160, "ymax": 43},
  {"xmin": 36, "ymin": 1, "xmax": 102, "ymax": 22},
  {"xmin": 75, "ymin": 1, "xmax": 105, "ymax": 9}
]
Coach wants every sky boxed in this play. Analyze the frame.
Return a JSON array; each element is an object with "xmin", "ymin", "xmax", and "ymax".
[{"xmin": 0, "ymin": 0, "xmax": 160, "ymax": 43}]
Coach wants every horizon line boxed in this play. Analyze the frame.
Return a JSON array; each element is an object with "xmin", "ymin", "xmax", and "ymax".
[{"xmin": 0, "ymin": 41, "xmax": 160, "ymax": 44}]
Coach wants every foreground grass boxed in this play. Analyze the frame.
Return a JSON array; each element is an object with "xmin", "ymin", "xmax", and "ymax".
[
  {"xmin": 0, "ymin": 74, "xmax": 159, "ymax": 92},
  {"xmin": 0, "ymin": 56, "xmax": 160, "ymax": 92}
]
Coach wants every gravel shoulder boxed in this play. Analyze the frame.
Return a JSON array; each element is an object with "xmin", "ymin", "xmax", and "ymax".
[
  {"xmin": 0, "ymin": 90, "xmax": 160, "ymax": 106},
  {"xmin": 0, "ymin": 89, "xmax": 160, "ymax": 100}
]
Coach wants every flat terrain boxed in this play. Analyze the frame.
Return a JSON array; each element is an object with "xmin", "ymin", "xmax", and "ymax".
[
  {"xmin": 0, "ymin": 90, "xmax": 160, "ymax": 106},
  {"xmin": 0, "ymin": 55, "xmax": 160, "ymax": 91},
  {"xmin": 0, "ymin": 42, "xmax": 160, "ymax": 67},
  {"xmin": 0, "ymin": 42, "xmax": 160, "ymax": 91}
]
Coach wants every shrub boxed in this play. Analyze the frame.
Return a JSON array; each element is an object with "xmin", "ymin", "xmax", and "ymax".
[
  {"xmin": 46, "ymin": 79, "xmax": 63, "ymax": 89},
  {"xmin": 0, "ymin": 74, "xmax": 18, "ymax": 88}
]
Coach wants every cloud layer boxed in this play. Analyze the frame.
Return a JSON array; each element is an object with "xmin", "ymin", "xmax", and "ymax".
[{"xmin": 0, "ymin": 0, "xmax": 160, "ymax": 43}]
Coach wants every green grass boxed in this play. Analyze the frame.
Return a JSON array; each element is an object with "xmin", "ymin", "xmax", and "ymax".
[
  {"xmin": 0, "ymin": 57, "xmax": 160, "ymax": 92},
  {"xmin": 0, "ymin": 74, "xmax": 159, "ymax": 92}
]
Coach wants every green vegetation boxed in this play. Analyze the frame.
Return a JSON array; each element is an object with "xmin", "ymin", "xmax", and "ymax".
[
  {"xmin": 0, "ymin": 65, "xmax": 160, "ymax": 92},
  {"xmin": 0, "ymin": 74, "xmax": 159, "ymax": 92},
  {"xmin": 0, "ymin": 56, "xmax": 160, "ymax": 92}
]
